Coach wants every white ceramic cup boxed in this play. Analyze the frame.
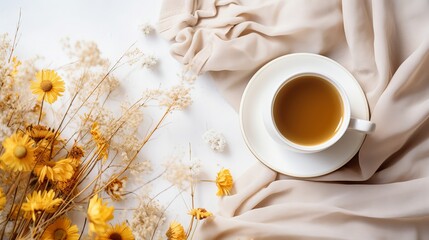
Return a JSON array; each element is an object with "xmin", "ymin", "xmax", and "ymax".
[{"xmin": 264, "ymin": 72, "xmax": 375, "ymax": 153}]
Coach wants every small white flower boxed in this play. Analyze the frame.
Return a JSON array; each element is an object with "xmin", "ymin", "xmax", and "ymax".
[
  {"xmin": 140, "ymin": 23, "xmax": 154, "ymax": 36},
  {"xmin": 141, "ymin": 54, "xmax": 158, "ymax": 69},
  {"xmin": 163, "ymin": 151, "xmax": 200, "ymax": 190},
  {"xmin": 129, "ymin": 161, "xmax": 152, "ymax": 176},
  {"xmin": 131, "ymin": 197, "xmax": 165, "ymax": 239},
  {"xmin": 124, "ymin": 48, "xmax": 143, "ymax": 65},
  {"xmin": 203, "ymin": 129, "xmax": 227, "ymax": 153},
  {"xmin": 177, "ymin": 65, "xmax": 197, "ymax": 83},
  {"xmin": 160, "ymin": 84, "xmax": 192, "ymax": 110}
]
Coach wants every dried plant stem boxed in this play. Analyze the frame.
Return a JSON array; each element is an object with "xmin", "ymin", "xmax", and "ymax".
[
  {"xmin": 0, "ymin": 176, "xmax": 20, "ymax": 239},
  {"xmin": 186, "ymin": 145, "xmax": 197, "ymax": 239},
  {"xmin": 53, "ymin": 91, "xmax": 79, "ymax": 145},
  {"xmin": 10, "ymin": 162, "xmax": 41, "ymax": 237},
  {"xmin": 189, "ymin": 219, "xmax": 199, "ymax": 240},
  {"xmin": 200, "ymin": 180, "xmax": 215, "ymax": 183},
  {"xmin": 6, "ymin": 108, "xmax": 16, "ymax": 127},
  {"xmin": 54, "ymin": 105, "xmax": 174, "ymax": 223},
  {"xmin": 0, "ymin": 28, "xmax": 198, "ymax": 237},
  {"xmin": 34, "ymin": 203, "xmax": 75, "ymax": 232},
  {"xmin": 78, "ymin": 218, "xmax": 87, "ymax": 240},
  {"xmin": 53, "ymin": 157, "xmax": 101, "ymax": 216},
  {"xmin": 93, "ymin": 105, "xmax": 172, "ymax": 197},
  {"xmin": 150, "ymin": 189, "xmax": 185, "ymax": 240},
  {"xmin": 52, "ymin": 145, "xmax": 118, "ymax": 217},
  {"xmin": 75, "ymin": 91, "xmax": 112, "ymax": 142},
  {"xmin": 123, "ymin": 169, "xmax": 167, "ymax": 196},
  {"xmin": 47, "ymin": 149, "xmax": 101, "ymax": 219},
  {"xmin": 94, "ymin": 151, "xmax": 119, "ymax": 190},
  {"xmin": 59, "ymin": 44, "xmax": 135, "ymax": 134},
  {"xmin": 51, "ymin": 131, "xmax": 78, "ymax": 159},
  {"xmin": 150, "ymin": 184, "xmax": 174, "ymax": 202},
  {"xmin": 18, "ymin": 218, "xmax": 32, "ymax": 239},
  {"xmin": 7, "ymin": 9, "xmax": 21, "ymax": 63},
  {"xmin": 186, "ymin": 183, "xmax": 196, "ymax": 237},
  {"xmin": 38, "ymin": 94, "xmax": 45, "ymax": 124}
]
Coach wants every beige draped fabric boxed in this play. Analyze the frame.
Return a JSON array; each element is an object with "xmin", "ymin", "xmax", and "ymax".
[{"xmin": 158, "ymin": 0, "xmax": 429, "ymax": 239}]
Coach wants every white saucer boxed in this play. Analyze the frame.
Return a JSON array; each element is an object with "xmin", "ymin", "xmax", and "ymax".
[{"xmin": 239, "ymin": 53, "xmax": 369, "ymax": 178}]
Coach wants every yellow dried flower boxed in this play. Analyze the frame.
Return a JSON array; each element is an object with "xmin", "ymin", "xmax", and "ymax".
[
  {"xmin": 69, "ymin": 158, "xmax": 81, "ymax": 170},
  {"xmin": 166, "ymin": 221, "xmax": 186, "ymax": 240},
  {"xmin": 21, "ymin": 190, "xmax": 63, "ymax": 221},
  {"xmin": 87, "ymin": 195, "xmax": 114, "ymax": 235},
  {"xmin": 69, "ymin": 145, "xmax": 84, "ymax": 160},
  {"xmin": 216, "ymin": 168, "xmax": 233, "ymax": 196},
  {"xmin": 25, "ymin": 125, "xmax": 56, "ymax": 143},
  {"xmin": 30, "ymin": 69, "xmax": 65, "ymax": 104},
  {"xmin": 41, "ymin": 217, "xmax": 79, "ymax": 240},
  {"xmin": 188, "ymin": 208, "xmax": 212, "ymax": 220},
  {"xmin": 9, "ymin": 56, "xmax": 21, "ymax": 78},
  {"xmin": 31, "ymin": 131, "xmax": 63, "ymax": 164},
  {"xmin": 55, "ymin": 172, "xmax": 78, "ymax": 195},
  {"xmin": 0, "ymin": 132, "xmax": 36, "ymax": 172},
  {"xmin": 90, "ymin": 122, "xmax": 109, "ymax": 161},
  {"xmin": 0, "ymin": 187, "xmax": 6, "ymax": 211},
  {"xmin": 67, "ymin": 145, "xmax": 84, "ymax": 170},
  {"xmin": 96, "ymin": 222, "xmax": 134, "ymax": 240},
  {"xmin": 105, "ymin": 177, "xmax": 126, "ymax": 201},
  {"xmin": 33, "ymin": 145, "xmax": 52, "ymax": 163},
  {"xmin": 34, "ymin": 158, "xmax": 75, "ymax": 182}
]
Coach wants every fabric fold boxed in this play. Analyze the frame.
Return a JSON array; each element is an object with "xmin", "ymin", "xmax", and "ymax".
[{"xmin": 159, "ymin": 0, "xmax": 429, "ymax": 239}]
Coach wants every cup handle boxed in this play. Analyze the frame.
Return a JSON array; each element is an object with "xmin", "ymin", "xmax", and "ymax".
[{"xmin": 348, "ymin": 118, "xmax": 376, "ymax": 133}]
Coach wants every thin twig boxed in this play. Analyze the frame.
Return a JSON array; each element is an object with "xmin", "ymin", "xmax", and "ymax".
[
  {"xmin": 189, "ymin": 219, "xmax": 199, "ymax": 240},
  {"xmin": 150, "ymin": 190, "xmax": 185, "ymax": 240},
  {"xmin": 123, "ymin": 169, "xmax": 167, "ymax": 196},
  {"xmin": 37, "ymin": 94, "xmax": 45, "ymax": 124},
  {"xmin": 78, "ymin": 218, "xmax": 87, "ymax": 240},
  {"xmin": 8, "ymin": 9, "xmax": 21, "ymax": 63}
]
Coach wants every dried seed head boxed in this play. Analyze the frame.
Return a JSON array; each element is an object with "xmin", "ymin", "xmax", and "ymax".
[{"xmin": 40, "ymin": 80, "xmax": 53, "ymax": 92}]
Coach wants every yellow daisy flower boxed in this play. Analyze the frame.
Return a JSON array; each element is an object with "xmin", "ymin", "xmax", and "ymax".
[
  {"xmin": 90, "ymin": 122, "xmax": 109, "ymax": 161},
  {"xmin": 41, "ymin": 217, "xmax": 79, "ymax": 240},
  {"xmin": 87, "ymin": 195, "xmax": 114, "ymax": 235},
  {"xmin": 0, "ymin": 132, "xmax": 36, "ymax": 172},
  {"xmin": 216, "ymin": 168, "xmax": 234, "ymax": 196},
  {"xmin": 0, "ymin": 187, "xmax": 6, "ymax": 211},
  {"xmin": 34, "ymin": 158, "xmax": 75, "ymax": 182},
  {"xmin": 188, "ymin": 208, "xmax": 212, "ymax": 220},
  {"xmin": 30, "ymin": 69, "xmax": 65, "ymax": 104},
  {"xmin": 21, "ymin": 190, "xmax": 63, "ymax": 221},
  {"xmin": 96, "ymin": 222, "xmax": 134, "ymax": 240},
  {"xmin": 166, "ymin": 221, "xmax": 186, "ymax": 240}
]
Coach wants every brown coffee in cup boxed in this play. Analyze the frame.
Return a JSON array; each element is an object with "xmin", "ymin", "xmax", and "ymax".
[{"xmin": 273, "ymin": 75, "xmax": 344, "ymax": 146}]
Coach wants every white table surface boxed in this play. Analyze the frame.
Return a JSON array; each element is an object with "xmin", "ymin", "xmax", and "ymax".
[{"xmin": 0, "ymin": 0, "xmax": 258, "ymax": 232}]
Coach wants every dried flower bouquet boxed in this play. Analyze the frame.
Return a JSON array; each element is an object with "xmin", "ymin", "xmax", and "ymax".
[{"xmin": 0, "ymin": 17, "xmax": 234, "ymax": 240}]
